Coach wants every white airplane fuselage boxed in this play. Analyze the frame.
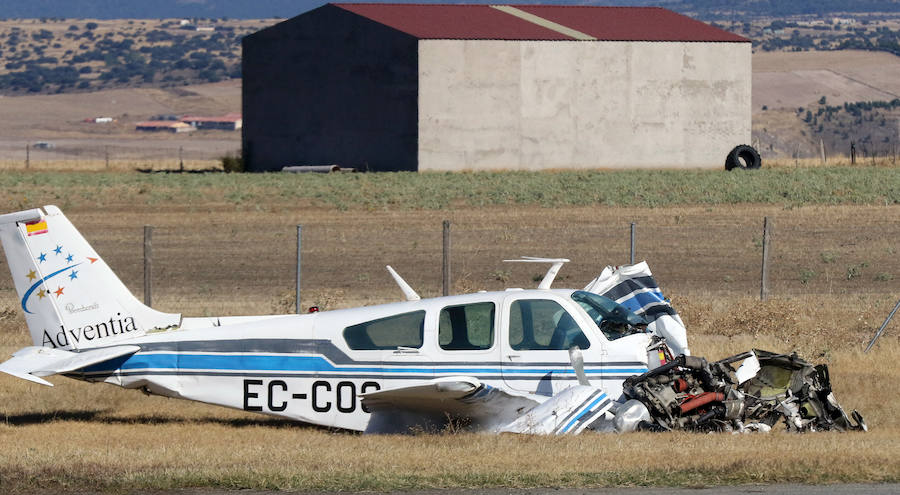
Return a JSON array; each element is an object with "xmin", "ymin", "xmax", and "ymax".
[
  {"xmin": 1, "ymin": 206, "xmax": 677, "ymax": 434},
  {"xmin": 69, "ymin": 289, "xmax": 653, "ymax": 432}
]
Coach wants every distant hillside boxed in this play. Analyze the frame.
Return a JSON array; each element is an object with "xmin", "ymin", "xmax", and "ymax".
[
  {"xmin": 0, "ymin": 18, "xmax": 262, "ymax": 94},
  {"xmin": 2, "ymin": 0, "xmax": 900, "ymax": 21},
  {"xmin": 0, "ymin": 0, "xmax": 323, "ymax": 19}
]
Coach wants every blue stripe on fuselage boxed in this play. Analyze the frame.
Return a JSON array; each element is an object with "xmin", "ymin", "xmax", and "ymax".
[{"xmin": 83, "ymin": 352, "xmax": 647, "ymax": 375}]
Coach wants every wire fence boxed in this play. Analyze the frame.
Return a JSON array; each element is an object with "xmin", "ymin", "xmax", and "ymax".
[
  {"xmin": 41, "ymin": 217, "xmax": 900, "ymax": 312},
  {"xmin": 0, "ymin": 141, "xmax": 234, "ymax": 171},
  {"xmin": 1, "ymin": 216, "xmax": 897, "ymax": 317}
]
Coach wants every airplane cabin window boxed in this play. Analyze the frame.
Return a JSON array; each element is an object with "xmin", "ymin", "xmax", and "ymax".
[
  {"xmin": 439, "ymin": 302, "xmax": 495, "ymax": 350},
  {"xmin": 508, "ymin": 299, "xmax": 590, "ymax": 351},
  {"xmin": 569, "ymin": 290, "xmax": 648, "ymax": 341},
  {"xmin": 343, "ymin": 311, "xmax": 426, "ymax": 350}
]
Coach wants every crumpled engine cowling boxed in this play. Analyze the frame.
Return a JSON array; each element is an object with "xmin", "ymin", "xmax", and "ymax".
[{"xmin": 617, "ymin": 349, "xmax": 867, "ymax": 433}]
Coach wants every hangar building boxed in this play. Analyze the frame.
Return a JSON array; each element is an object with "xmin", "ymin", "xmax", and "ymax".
[{"xmin": 242, "ymin": 3, "xmax": 750, "ymax": 172}]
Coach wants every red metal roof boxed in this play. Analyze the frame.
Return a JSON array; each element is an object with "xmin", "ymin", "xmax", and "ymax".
[
  {"xmin": 334, "ymin": 3, "xmax": 572, "ymax": 40},
  {"xmin": 516, "ymin": 5, "xmax": 748, "ymax": 42},
  {"xmin": 332, "ymin": 3, "xmax": 748, "ymax": 42}
]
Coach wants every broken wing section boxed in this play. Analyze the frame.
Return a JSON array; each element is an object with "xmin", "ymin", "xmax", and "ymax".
[
  {"xmin": 0, "ymin": 345, "xmax": 140, "ymax": 386},
  {"xmin": 584, "ymin": 261, "xmax": 689, "ymax": 356},
  {"xmin": 361, "ymin": 377, "xmax": 540, "ymax": 433},
  {"xmin": 498, "ymin": 385, "xmax": 613, "ymax": 435},
  {"xmin": 361, "ymin": 377, "xmax": 613, "ymax": 435}
]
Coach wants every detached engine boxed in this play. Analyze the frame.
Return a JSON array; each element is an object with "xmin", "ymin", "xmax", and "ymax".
[{"xmin": 616, "ymin": 350, "xmax": 867, "ymax": 433}]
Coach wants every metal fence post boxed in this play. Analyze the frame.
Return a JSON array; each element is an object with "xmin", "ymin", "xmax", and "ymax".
[
  {"xmin": 630, "ymin": 222, "xmax": 636, "ymax": 265},
  {"xmin": 143, "ymin": 225, "xmax": 152, "ymax": 307},
  {"xmin": 442, "ymin": 220, "xmax": 451, "ymax": 296},
  {"xmin": 296, "ymin": 225, "xmax": 302, "ymax": 314},
  {"xmin": 866, "ymin": 298, "xmax": 900, "ymax": 353},
  {"xmin": 760, "ymin": 217, "xmax": 771, "ymax": 301}
]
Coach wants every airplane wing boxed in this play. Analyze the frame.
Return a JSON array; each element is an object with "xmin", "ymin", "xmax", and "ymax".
[
  {"xmin": 361, "ymin": 376, "xmax": 540, "ymax": 433},
  {"xmin": 0, "ymin": 345, "xmax": 141, "ymax": 386},
  {"xmin": 361, "ymin": 377, "xmax": 612, "ymax": 434}
]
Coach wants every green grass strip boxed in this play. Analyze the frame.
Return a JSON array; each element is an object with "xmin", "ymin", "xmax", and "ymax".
[{"xmin": 2, "ymin": 167, "xmax": 899, "ymax": 210}]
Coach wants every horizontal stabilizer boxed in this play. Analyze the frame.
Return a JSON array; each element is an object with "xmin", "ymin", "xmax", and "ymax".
[
  {"xmin": 0, "ymin": 345, "xmax": 140, "ymax": 387},
  {"xmin": 499, "ymin": 385, "xmax": 613, "ymax": 435}
]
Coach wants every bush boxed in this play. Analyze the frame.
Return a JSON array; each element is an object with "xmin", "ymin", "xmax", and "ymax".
[{"xmin": 220, "ymin": 154, "xmax": 244, "ymax": 173}]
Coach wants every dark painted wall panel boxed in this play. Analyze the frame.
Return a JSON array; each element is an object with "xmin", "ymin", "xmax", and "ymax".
[{"xmin": 242, "ymin": 4, "xmax": 418, "ymax": 172}]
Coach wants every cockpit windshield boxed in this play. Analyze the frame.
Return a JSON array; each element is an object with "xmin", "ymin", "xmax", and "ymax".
[{"xmin": 570, "ymin": 290, "xmax": 648, "ymax": 341}]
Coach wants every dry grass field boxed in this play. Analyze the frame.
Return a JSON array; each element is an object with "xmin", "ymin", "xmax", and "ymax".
[
  {"xmin": 0, "ymin": 171, "xmax": 897, "ymax": 492},
  {"xmin": 753, "ymin": 50, "xmax": 900, "ymax": 113},
  {"xmin": 0, "ymin": 80, "xmax": 241, "ymax": 165},
  {"xmin": 751, "ymin": 50, "xmax": 900, "ymax": 160}
]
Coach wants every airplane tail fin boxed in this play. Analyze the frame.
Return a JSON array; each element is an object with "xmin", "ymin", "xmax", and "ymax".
[{"xmin": 0, "ymin": 206, "xmax": 180, "ymax": 350}]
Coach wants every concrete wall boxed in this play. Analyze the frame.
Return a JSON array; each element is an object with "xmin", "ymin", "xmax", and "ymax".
[
  {"xmin": 418, "ymin": 40, "xmax": 751, "ymax": 171},
  {"xmin": 242, "ymin": 5, "xmax": 419, "ymax": 172}
]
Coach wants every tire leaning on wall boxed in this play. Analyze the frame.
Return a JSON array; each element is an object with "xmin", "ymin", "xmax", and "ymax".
[{"xmin": 725, "ymin": 145, "xmax": 762, "ymax": 171}]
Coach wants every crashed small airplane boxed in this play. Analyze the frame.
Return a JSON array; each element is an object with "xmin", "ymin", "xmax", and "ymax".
[{"xmin": 0, "ymin": 206, "xmax": 864, "ymax": 434}]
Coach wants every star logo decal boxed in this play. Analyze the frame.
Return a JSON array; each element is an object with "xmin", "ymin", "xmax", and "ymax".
[{"xmin": 20, "ymin": 254, "xmax": 85, "ymax": 314}]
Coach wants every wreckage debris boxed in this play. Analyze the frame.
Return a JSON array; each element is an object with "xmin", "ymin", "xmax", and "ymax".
[{"xmin": 614, "ymin": 350, "xmax": 866, "ymax": 433}]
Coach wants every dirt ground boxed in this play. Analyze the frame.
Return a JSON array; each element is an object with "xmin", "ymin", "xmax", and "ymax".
[{"xmin": 0, "ymin": 80, "xmax": 241, "ymax": 163}]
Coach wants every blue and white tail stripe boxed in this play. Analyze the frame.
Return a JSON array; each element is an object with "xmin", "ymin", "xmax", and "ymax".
[{"xmin": 596, "ymin": 275, "xmax": 679, "ymax": 324}]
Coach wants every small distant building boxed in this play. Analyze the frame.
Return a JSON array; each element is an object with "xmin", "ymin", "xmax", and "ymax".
[
  {"xmin": 136, "ymin": 121, "xmax": 195, "ymax": 133},
  {"xmin": 84, "ymin": 117, "xmax": 114, "ymax": 124},
  {"xmin": 196, "ymin": 26, "xmax": 215, "ymax": 32},
  {"xmin": 180, "ymin": 113, "xmax": 242, "ymax": 131}
]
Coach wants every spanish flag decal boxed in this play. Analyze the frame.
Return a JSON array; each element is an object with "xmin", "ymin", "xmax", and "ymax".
[{"xmin": 25, "ymin": 219, "xmax": 48, "ymax": 236}]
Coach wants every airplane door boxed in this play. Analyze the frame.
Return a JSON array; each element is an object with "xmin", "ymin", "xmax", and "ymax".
[
  {"xmin": 500, "ymin": 296, "xmax": 594, "ymax": 396},
  {"xmin": 334, "ymin": 309, "xmax": 433, "ymax": 431},
  {"xmin": 371, "ymin": 310, "xmax": 434, "ymax": 391}
]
